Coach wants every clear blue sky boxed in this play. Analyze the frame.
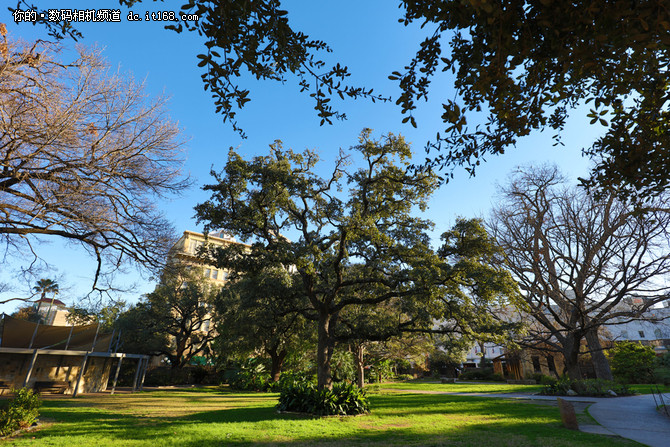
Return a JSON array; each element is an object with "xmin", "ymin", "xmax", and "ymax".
[{"xmin": 0, "ymin": 0, "xmax": 597, "ymax": 312}]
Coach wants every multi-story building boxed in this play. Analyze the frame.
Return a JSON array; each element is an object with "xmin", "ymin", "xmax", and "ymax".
[{"xmin": 169, "ymin": 230, "xmax": 250, "ymax": 286}]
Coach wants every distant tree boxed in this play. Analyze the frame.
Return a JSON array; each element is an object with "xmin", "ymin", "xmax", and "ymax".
[
  {"xmin": 214, "ymin": 267, "xmax": 313, "ymax": 382},
  {"xmin": 0, "ymin": 28, "xmax": 188, "ymax": 290},
  {"xmin": 490, "ymin": 165, "xmax": 670, "ymax": 380},
  {"xmin": 608, "ymin": 341, "xmax": 656, "ymax": 384},
  {"xmin": 11, "ymin": 304, "xmax": 40, "ymax": 323},
  {"xmin": 32, "ymin": 279, "xmax": 59, "ymax": 301},
  {"xmin": 116, "ymin": 268, "xmax": 216, "ymax": 368},
  {"xmin": 67, "ymin": 301, "xmax": 128, "ymax": 332}
]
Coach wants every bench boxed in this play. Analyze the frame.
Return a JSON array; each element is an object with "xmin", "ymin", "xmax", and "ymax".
[
  {"xmin": 34, "ymin": 380, "xmax": 70, "ymax": 394},
  {"xmin": 0, "ymin": 381, "xmax": 10, "ymax": 395}
]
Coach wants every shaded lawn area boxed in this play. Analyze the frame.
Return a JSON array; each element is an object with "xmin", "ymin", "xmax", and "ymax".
[
  {"xmin": 2, "ymin": 388, "xmax": 639, "ymax": 446},
  {"xmin": 379, "ymin": 380, "xmax": 543, "ymax": 394}
]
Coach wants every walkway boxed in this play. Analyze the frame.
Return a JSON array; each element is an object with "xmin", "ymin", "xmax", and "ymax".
[{"xmin": 385, "ymin": 389, "xmax": 670, "ymax": 447}]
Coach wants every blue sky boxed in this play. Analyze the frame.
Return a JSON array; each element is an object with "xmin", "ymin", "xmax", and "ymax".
[{"xmin": 0, "ymin": 1, "xmax": 597, "ymax": 312}]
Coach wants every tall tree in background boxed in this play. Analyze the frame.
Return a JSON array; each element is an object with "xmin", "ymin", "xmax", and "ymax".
[
  {"xmin": 489, "ymin": 165, "xmax": 670, "ymax": 379},
  {"xmin": 117, "ymin": 267, "xmax": 216, "ymax": 368},
  {"xmin": 33, "ymin": 279, "xmax": 59, "ymax": 301},
  {"xmin": 0, "ymin": 28, "xmax": 188, "ymax": 289}
]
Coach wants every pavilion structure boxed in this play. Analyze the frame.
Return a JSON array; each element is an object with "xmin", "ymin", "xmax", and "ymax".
[{"xmin": 0, "ymin": 314, "xmax": 149, "ymax": 396}]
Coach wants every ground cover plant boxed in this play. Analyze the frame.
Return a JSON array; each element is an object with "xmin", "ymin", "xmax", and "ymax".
[
  {"xmin": 0, "ymin": 388, "xmax": 41, "ymax": 436},
  {"xmin": 0, "ymin": 387, "xmax": 639, "ymax": 446}
]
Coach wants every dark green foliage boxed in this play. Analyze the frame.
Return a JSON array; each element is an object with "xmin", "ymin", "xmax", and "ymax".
[
  {"xmin": 654, "ymin": 353, "xmax": 670, "ymax": 385},
  {"xmin": 0, "ymin": 388, "xmax": 41, "ymax": 436},
  {"xmin": 224, "ymin": 358, "xmax": 272, "ymax": 391},
  {"xmin": 459, "ymin": 367, "xmax": 496, "ymax": 381},
  {"xmin": 608, "ymin": 341, "xmax": 656, "ymax": 384},
  {"xmin": 143, "ymin": 366, "xmax": 215, "ymax": 386},
  {"xmin": 398, "ymin": 1, "xmax": 670, "ymax": 200},
  {"xmin": 541, "ymin": 378, "xmax": 631, "ymax": 397},
  {"xmin": 276, "ymin": 381, "xmax": 369, "ymax": 416}
]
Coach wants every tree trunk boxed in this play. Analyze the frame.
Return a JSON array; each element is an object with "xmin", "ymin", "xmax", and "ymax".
[
  {"xmin": 353, "ymin": 343, "xmax": 365, "ymax": 389},
  {"xmin": 585, "ymin": 327, "xmax": 613, "ymax": 380},
  {"xmin": 317, "ymin": 312, "xmax": 335, "ymax": 390},
  {"xmin": 562, "ymin": 334, "xmax": 582, "ymax": 379},
  {"xmin": 269, "ymin": 348, "xmax": 287, "ymax": 382}
]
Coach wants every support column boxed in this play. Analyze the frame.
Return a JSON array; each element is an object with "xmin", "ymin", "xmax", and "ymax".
[
  {"xmin": 72, "ymin": 354, "xmax": 89, "ymax": 397},
  {"xmin": 131, "ymin": 358, "xmax": 142, "ymax": 392},
  {"xmin": 139, "ymin": 357, "xmax": 148, "ymax": 391},
  {"xmin": 110, "ymin": 356, "xmax": 124, "ymax": 395},
  {"xmin": 22, "ymin": 350, "xmax": 39, "ymax": 388}
]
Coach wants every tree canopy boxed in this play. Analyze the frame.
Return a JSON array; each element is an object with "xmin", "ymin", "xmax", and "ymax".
[
  {"xmin": 395, "ymin": 0, "xmax": 670, "ymax": 199},
  {"xmin": 18, "ymin": 0, "xmax": 670, "ymax": 198}
]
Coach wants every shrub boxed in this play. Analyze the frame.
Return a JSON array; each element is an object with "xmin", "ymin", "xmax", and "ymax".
[
  {"xmin": 276, "ymin": 381, "xmax": 369, "ymax": 416},
  {"xmin": 608, "ymin": 341, "xmax": 656, "ymax": 384},
  {"xmin": 395, "ymin": 374, "xmax": 414, "ymax": 381},
  {"xmin": 541, "ymin": 378, "xmax": 632, "ymax": 397},
  {"xmin": 0, "ymin": 388, "xmax": 41, "ymax": 436},
  {"xmin": 224, "ymin": 358, "xmax": 272, "ymax": 391},
  {"xmin": 460, "ymin": 367, "xmax": 496, "ymax": 381}
]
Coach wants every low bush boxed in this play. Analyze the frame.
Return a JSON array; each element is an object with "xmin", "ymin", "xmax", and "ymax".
[
  {"xmin": 541, "ymin": 378, "xmax": 632, "ymax": 397},
  {"xmin": 0, "ymin": 388, "xmax": 41, "ymax": 436},
  {"xmin": 608, "ymin": 341, "xmax": 655, "ymax": 384},
  {"xmin": 276, "ymin": 381, "xmax": 369, "ymax": 416},
  {"xmin": 395, "ymin": 374, "xmax": 415, "ymax": 381},
  {"xmin": 459, "ymin": 367, "xmax": 496, "ymax": 381}
]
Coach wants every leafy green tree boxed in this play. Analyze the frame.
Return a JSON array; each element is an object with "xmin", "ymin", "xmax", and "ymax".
[
  {"xmin": 11, "ymin": 305, "xmax": 41, "ymax": 323},
  {"xmin": 214, "ymin": 267, "xmax": 314, "ymax": 381},
  {"xmin": 116, "ymin": 267, "xmax": 217, "ymax": 368},
  {"xmin": 67, "ymin": 301, "xmax": 128, "ymax": 332},
  {"xmin": 196, "ymin": 131, "xmax": 522, "ymax": 389},
  {"xmin": 608, "ymin": 341, "xmax": 656, "ymax": 384},
  {"xmin": 196, "ymin": 131, "xmax": 450, "ymax": 389}
]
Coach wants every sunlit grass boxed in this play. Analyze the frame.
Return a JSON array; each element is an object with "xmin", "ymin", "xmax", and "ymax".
[
  {"xmin": 379, "ymin": 379, "xmax": 543, "ymax": 394},
  {"xmin": 2, "ymin": 388, "xmax": 639, "ymax": 446}
]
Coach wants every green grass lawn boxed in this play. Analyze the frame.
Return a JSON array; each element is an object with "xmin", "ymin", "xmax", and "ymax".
[
  {"xmin": 629, "ymin": 384, "xmax": 670, "ymax": 395},
  {"xmin": 2, "ymin": 387, "xmax": 640, "ymax": 446},
  {"xmin": 379, "ymin": 379, "xmax": 543, "ymax": 394}
]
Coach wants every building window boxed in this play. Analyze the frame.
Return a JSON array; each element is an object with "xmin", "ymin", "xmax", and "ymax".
[
  {"xmin": 621, "ymin": 331, "xmax": 628, "ymax": 339},
  {"xmin": 211, "ymin": 269, "xmax": 218, "ymax": 280},
  {"xmin": 654, "ymin": 328, "xmax": 662, "ymax": 339},
  {"xmin": 204, "ymin": 268, "xmax": 211, "ymax": 278},
  {"xmin": 638, "ymin": 331, "xmax": 645, "ymax": 338}
]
